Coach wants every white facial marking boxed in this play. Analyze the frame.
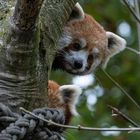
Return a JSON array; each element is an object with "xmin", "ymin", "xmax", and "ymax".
[
  {"xmin": 93, "ymin": 48, "xmax": 99, "ymax": 54},
  {"xmin": 58, "ymin": 32, "xmax": 72, "ymax": 48},
  {"xmin": 92, "ymin": 48, "xmax": 101, "ymax": 69},
  {"xmin": 79, "ymin": 38, "xmax": 87, "ymax": 48},
  {"xmin": 92, "ymin": 59, "xmax": 101, "ymax": 69}
]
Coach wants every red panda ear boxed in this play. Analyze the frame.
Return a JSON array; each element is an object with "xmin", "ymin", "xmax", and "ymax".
[
  {"xmin": 102, "ymin": 32, "xmax": 126, "ymax": 68},
  {"xmin": 59, "ymin": 85, "xmax": 82, "ymax": 116},
  {"xmin": 69, "ymin": 3, "xmax": 85, "ymax": 21}
]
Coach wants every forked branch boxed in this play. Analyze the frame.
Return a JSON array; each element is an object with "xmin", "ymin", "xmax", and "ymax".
[
  {"xmin": 13, "ymin": 0, "xmax": 44, "ymax": 31},
  {"xmin": 108, "ymin": 105, "xmax": 139, "ymax": 127},
  {"xmin": 122, "ymin": 0, "xmax": 140, "ymax": 23},
  {"xmin": 20, "ymin": 107, "xmax": 140, "ymax": 132}
]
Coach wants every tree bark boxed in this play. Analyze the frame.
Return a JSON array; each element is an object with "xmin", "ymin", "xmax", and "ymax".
[{"xmin": 0, "ymin": 0, "xmax": 76, "ymax": 112}]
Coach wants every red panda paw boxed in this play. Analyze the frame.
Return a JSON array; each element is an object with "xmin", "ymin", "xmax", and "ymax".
[{"xmin": 59, "ymin": 84, "xmax": 82, "ymax": 116}]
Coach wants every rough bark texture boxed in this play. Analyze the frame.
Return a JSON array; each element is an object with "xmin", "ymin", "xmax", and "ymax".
[
  {"xmin": 0, "ymin": 0, "xmax": 76, "ymax": 112},
  {"xmin": 13, "ymin": 0, "xmax": 44, "ymax": 30}
]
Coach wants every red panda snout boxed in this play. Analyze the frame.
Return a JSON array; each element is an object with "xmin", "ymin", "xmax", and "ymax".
[
  {"xmin": 63, "ymin": 49, "xmax": 91, "ymax": 75},
  {"xmin": 73, "ymin": 60, "xmax": 83, "ymax": 69}
]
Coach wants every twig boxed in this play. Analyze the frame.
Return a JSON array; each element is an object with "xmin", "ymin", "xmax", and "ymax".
[
  {"xmin": 101, "ymin": 69, "xmax": 140, "ymax": 111},
  {"xmin": 126, "ymin": 46, "xmax": 140, "ymax": 55},
  {"xmin": 134, "ymin": 0, "xmax": 140, "ymax": 58},
  {"xmin": 122, "ymin": 0, "xmax": 140, "ymax": 23},
  {"xmin": 108, "ymin": 105, "xmax": 139, "ymax": 127},
  {"xmin": 20, "ymin": 107, "xmax": 140, "ymax": 132}
]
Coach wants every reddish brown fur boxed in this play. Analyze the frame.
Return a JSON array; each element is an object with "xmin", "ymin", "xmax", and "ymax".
[
  {"xmin": 53, "ymin": 4, "xmax": 126, "ymax": 75},
  {"xmin": 52, "ymin": 14, "xmax": 111, "ymax": 74},
  {"xmin": 47, "ymin": 80, "xmax": 72, "ymax": 125},
  {"xmin": 65, "ymin": 14, "xmax": 108, "ymax": 64}
]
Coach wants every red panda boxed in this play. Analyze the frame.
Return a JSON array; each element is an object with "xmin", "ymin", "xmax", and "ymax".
[
  {"xmin": 48, "ymin": 80, "xmax": 82, "ymax": 125},
  {"xmin": 52, "ymin": 3, "xmax": 126, "ymax": 75}
]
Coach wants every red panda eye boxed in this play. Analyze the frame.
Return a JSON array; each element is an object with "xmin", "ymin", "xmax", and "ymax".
[
  {"xmin": 73, "ymin": 43, "xmax": 81, "ymax": 50},
  {"xmin": 88, "ymin": 54, "xmax": 93, "ymax": 61}
]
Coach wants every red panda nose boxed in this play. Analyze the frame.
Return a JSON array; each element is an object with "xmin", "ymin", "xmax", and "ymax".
[{"xmin": 74, "ymin": 60, "xmax": 83, "ymax": 69}]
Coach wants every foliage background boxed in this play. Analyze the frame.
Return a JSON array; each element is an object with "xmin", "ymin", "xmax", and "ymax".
[{"xmin": 51, "ymin": 0, "xmax": 140, "ymax": 140}]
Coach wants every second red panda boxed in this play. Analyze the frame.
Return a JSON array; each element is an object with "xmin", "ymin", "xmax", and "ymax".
[{"xmin": 48, "ymin": 80, "xmax": 82, "ymax": 125}]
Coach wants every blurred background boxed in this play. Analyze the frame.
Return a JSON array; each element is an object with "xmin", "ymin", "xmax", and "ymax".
[{"xmin": 50, "ymin": 0, "xmax": 140, "ymax": 139}]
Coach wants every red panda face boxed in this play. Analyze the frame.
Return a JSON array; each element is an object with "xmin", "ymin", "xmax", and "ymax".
[
  {"xmin": 52, "ymin": 3, "xmax": 126, "ymax": 75},
  {"xmin": 55, "ymin": 15, "xmax": 108, "ymax": 75}
]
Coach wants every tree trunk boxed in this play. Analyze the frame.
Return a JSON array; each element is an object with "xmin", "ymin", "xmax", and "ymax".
[{"xmin": 0, "ymin": 0, "xmax": 76, "ymax": 112}]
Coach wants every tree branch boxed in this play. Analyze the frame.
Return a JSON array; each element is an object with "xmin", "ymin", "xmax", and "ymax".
[
  {"xmin": 101, "ymin": 68, "xmax": 140, "ymax": 111},
  {"xmin": 20, "ymin": 107, "xmax": 140, "ymax": 132},
  {"xmin": 122, "ymin": 0, "xmax": 140, "ymax": 23},
  {"xmin": 12, "ymin": 0, "xmax": 44, "ymax": 31},
  {"xmin": 0, "ymin": 0, "xmax": 76, "ymax": 112},
  {"xmin": 126, "ymin": 46, "xmax": 140, "ymax": 55},
  {"xmin": 38, "ymin": 0, "xmax": 76, "ymax": 94},
  {"xmin": 108, "ymin": 105, "xmax": 139, "ymax": 127}
]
